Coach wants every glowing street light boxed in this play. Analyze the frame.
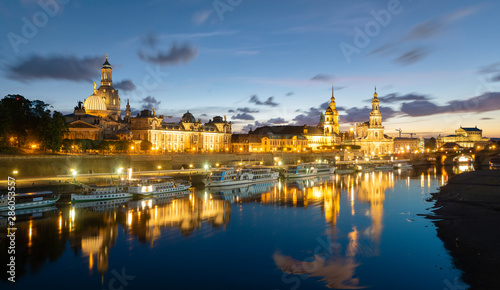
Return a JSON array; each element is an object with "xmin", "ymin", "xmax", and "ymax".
[{"xmin": 71, "ymin": 169, "xmax": 77, "ymax": 182}]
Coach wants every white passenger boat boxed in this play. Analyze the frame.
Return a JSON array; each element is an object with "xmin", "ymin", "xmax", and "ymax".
[
  {"xmin": 204, "ymin": 166, "xmax": 279, "ymax": 187},
  {"xmin": 0, "ymin": 191, "xmax": 60, "ymax": 211},
  {"xmin": 71, "ymin": 184, "xmax": 133, "ymax": 202},
  {"xmin": 127, "ymin": 176, "xmax": 191, "ymax": 195},
  {"xmin": 375, "ymin": 164, "xmax": 394, "ymax": 171},
  {"xmin": 394, "ymin": 162, "xmax": 413, "ymax": 170},
  {"xmin": 283, "ymin": 163, "xmax": 335, "ymax": 179}
]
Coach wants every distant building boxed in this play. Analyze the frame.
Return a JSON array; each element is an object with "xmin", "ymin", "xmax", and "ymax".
[
  {"xmin": 437, "ymin": 126, "xmax": 490, "ymax": 149},
  {"xmin": 65, "ymin": 57, "xmax": 126, "ymax": 140},
  {"xmin": 394, "ymin": 137, "xmax": 423, "ymax": 154},
  {"xmin": 245, "ymin": 126, "xmax": 308, "ymax": 152},
  {"xmin": 130, "ymin": 110, "xmax": 231, "ymax": 153},
  {"xmin": 355, "ymin": 87, "xmax": 394, "ymax": 156}
]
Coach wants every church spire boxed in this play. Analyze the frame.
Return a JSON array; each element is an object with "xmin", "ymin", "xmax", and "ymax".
[
  {"xmin": 331, "ymin": 83, "xmax": 335, "ymax": 102},
  {"xmin": 373, "ymin": 86, "xmax": 378, "ymax": 98}
]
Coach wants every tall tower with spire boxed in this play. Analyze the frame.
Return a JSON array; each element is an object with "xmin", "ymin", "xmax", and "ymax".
[
  {"xmin": 369, "ymin": 86, "xmax": 382, "ymax": 128},
  {"xmin": 101, "ymin": 55, "xmax": 113, "ymax": 87},
  {"xmin": 324, "ymin": 84, "xmax": 340, "ymax": 135},
  {"xmin": 92, "ymin": 55, "xmax": 121, "ymax": 121},
  {"xmin": 124, "ymin": 99, "xmax": 131, "ymax": 124}
]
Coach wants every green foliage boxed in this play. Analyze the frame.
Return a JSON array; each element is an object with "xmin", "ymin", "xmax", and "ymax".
[
  {"xmin": 141, "ymin": 140, "xmax": 152, "ymax": 151},
  {"xmin": 0, "ymin": 95, "xmax": 68, "ymax": 152}
]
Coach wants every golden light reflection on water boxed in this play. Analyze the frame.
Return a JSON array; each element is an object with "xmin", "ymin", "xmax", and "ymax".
[{"xmin": 4, "ymin": 167, "xmax": 462, "ymax": 284}]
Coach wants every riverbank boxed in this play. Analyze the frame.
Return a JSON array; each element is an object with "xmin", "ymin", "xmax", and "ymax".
[{"xmin": 429, "ymin": 169, "xmax": 500, "ymax": 289}]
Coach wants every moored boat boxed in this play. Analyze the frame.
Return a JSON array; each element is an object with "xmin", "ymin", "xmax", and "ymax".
[
  {"xmin": 375, "ymin": 164, "xmax": 394, "ymax": 171},
  {"xmin": 204, "ymin": 166, "xmax": 279, "ymax": 187},
  {"xmin": 71, "ymin": 184, "xmax": 133, "ymax": 202},
  {"xmin": 284, "ymin": 163, "xmax": 335, "ymax": 178},
  {"xmin": 0, "ymin": 191, "xmax": 60, "ymax": 211},
  {"xmin": 127, "ymin": 176, "xmax": 191, "ymax": 195},
  {"xmin": 394, "ymin": 162, "xmax": 413, "ymax": 170}
]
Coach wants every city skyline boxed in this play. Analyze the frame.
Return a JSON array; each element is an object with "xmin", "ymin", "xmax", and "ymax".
[{"xmin": 1, "ymin": 0, "xmax": 500, "ymax": 137}]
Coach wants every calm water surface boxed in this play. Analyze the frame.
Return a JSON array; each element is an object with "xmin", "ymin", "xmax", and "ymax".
[{"xmin": 1, "ymin": 166, "xmax": 473, "ymax": 289}]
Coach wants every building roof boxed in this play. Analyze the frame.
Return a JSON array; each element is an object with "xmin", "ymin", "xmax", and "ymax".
[
  {"xmin": 250, "ymin": 125, "xmax": 305, "ymax": 135},
  {"xmin": 68, "ymin": 120, "xmax": 101, "ymax": 129},
  {"xmin": 460, "ymin": 126, "xmax": 482, "ymax": 132},
  {"xmin": 84, "ymin": 94, "xmax": 106, "ymax": 111},
  {"xmin": 180, "ymin": 111, "xmax": 196, "ymax": 123}
]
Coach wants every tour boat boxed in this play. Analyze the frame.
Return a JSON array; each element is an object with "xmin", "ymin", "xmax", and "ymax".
[
  {"xmin": 355, "ymin": 164, "xmax": 375, "ymax": 173},
  {"xmin": 204, "ymin": 166, "xmax": 279, "ymax": 187},
  {"xmin": 71, "ymin": 184, "xmax": 133, "ymax": 202},
  {"xmin": 209, "ymin": 182, "xmax": 276, "ymax": 202},
  {"xmin": 375, "ymin": 164, "xmax": 394, "ymax": 171},
  {"xmin": 0, "ymin": 191, "xmax": 60, "ymax": 211},
  {"xmin": 394, "ymin": 162, "xmax": 413, "ymax": 170},
  {"xmin": 127, "ymin": 176, "xmax": 191, "ymax": 195},
  {"xmin": 283, "ymin": 163, "xmax": 335, "ymax": 179},
  {"xmin": 335, "ymin": 165, "xmax": 357, "ymax": 174}
]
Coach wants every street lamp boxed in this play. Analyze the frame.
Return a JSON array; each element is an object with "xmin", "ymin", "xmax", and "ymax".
[
  {"xmin": 71, "ymin": 169, "xmax": 77, "ymax": 182},
  {"xmin": 117, "ymin": 167, "xmax": 123, "ymax": 179}
]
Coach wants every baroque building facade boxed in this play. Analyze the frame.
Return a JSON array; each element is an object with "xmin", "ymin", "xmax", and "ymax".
[
  {"xmin": 437, "ymin": 126, "xmax": 490, "ymax": 149},
  {"xmin": 354, "ymin": 88, "xmax": 394, "ymax": 155},
  {"xmin": 130, "ymin": 110, "xmax": 232, "ymax": 153}
]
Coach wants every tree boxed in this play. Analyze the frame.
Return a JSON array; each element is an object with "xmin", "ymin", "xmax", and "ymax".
[
  {"xmin": 425, "ymin": 137, "xmax": 437, "ymax": 151},
  {"xmin": 140, "ymin": 140, "xmax": 152, "ymax": 151}
]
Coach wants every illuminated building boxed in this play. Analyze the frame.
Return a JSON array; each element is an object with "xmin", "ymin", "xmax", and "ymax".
[
  {"xmin": 355, "ymin": 87, "xmax": 394, "ymax": 156},
  {"xmin": 130, "ymin": 110, "xmax": 232, "ymax": 152},
  {"xmin": 394, "ymin": 137, "xmax": 424, "ymax": 154},
  {"xmin": 437, "ymin": 126, "xmax": 490, "ymax": 149}
]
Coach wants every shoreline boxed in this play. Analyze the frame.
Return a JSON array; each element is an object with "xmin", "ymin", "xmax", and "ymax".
[{"xmin": 428, "ymin": 170, "xmax": 500, "ymax": 289}]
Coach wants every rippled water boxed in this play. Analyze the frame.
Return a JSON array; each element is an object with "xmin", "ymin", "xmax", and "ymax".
[{"xmin": 1, "ymin": 166, "xmax": 471, "ymax": 289}]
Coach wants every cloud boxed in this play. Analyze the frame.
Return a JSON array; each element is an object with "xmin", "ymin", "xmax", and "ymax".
[
  {"xmin": 478, "ymin": 62, "xmax": 500, "ymax": 82},
  {"xmin": 232, "ymin": 113, "xmax": 255, "ymax": 120},
  {"xmin": 138, "ymin": 43, "xmax": 198, "ymax": 65},
  {"xmin": 200, "ymin": 113, "xmax": 208, "ymax": 117},
  {"xmin": 249, "ymin": 95, "xmax": 279, "ymax": 107},
  {"xmin": 265, "ymin": 117, "xmax": 287, "ymax": 124},
  {"xmin": 292, "ymin": 107, "xmax": 322, "ymax": 125},
  {"xmin": 141, "ymin": 96, "xmax": 161, "ymax": 110},
  {"xmin": 395, "ymin": 48, "xmax": 430, "ymax": 65},
  {"xmin": 7, "ymin": 54, "xmax": 103, "ymax": 82},
  {"xmin": 376, "ymin": 93, "xmax": 431, "ymax": 103},
  {"xmin": 140, "ymin": 32, "xmax": 159, "ymax": 48},
  {"xmin": 480, "ymin": 117, "xmax": 493, "ymax": 120},
  {"xmin": 369, "ymin": 7, "xmax": 478, "ymax": 64},
  {"xmin": 311, "ymin": 74, "xmax": 334, "ymax": 82},
  {"xmin": 236, "ymin": 107, "xmax": 259, "ymax": 113},
  {"xmin": 228, "ymin": 109, "xmax": 235, "ymax": 113},
  {"xmin": 192, "ymin": 9, "xmax": 213, "ymax": 25},
  {"xmin": 285, "ymin": 92, "xmax": 294, "ymax": 96},
  {"xmin": 342, "ymin": 106, "xmax": 396, "ymax": 123},
  {"xmin": 400, "ymin": 92, "xmax": 500, "ymax": 117},
  {"xmin": 114, "ymin": 80, "xmax": 136, "ymax": 91},
  {"xmin": 406, "ymin": 7, "xmax": 477, "ymax": 41}
]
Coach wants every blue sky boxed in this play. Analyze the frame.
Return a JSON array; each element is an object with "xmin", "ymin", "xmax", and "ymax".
[{"xmin": 1, "ymin": 0, "xmax": 500, "ymax": 136}]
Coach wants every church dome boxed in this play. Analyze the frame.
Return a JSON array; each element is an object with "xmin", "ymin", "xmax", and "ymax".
[
  {"xmin": 181, "ymin": 111, "xmax": 196, "ymax": 123},
  {"xmin": 325, "ymin": 107, "xmax": 333, "ymax": 115},
  {"xmin": 84, "ymin": 94, "xmax": 106, "ymax": 112}
]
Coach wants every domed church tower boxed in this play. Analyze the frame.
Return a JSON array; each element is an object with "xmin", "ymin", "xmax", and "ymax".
[{"xmin": 94, "ymin": 55, "xmax": 121, "ymax": 121}]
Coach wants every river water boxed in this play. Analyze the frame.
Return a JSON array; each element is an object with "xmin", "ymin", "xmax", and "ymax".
[{"xmin": 1, "ymin": 165, "xmax": 473, "ymax": 289}]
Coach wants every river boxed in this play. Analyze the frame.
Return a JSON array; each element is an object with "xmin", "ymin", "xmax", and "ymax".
[{"xmin": 0, "ymin": 165, "xmax": 473, "ymax": 289}]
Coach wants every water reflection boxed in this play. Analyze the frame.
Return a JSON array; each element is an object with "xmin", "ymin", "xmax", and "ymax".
[
  {"xmin": 272, "ymin": 172, "xmax": 394, "ymax": 288},
  {"xmin": 0, "ymin": 166, "xmax": 468, "ymax": 288}
]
